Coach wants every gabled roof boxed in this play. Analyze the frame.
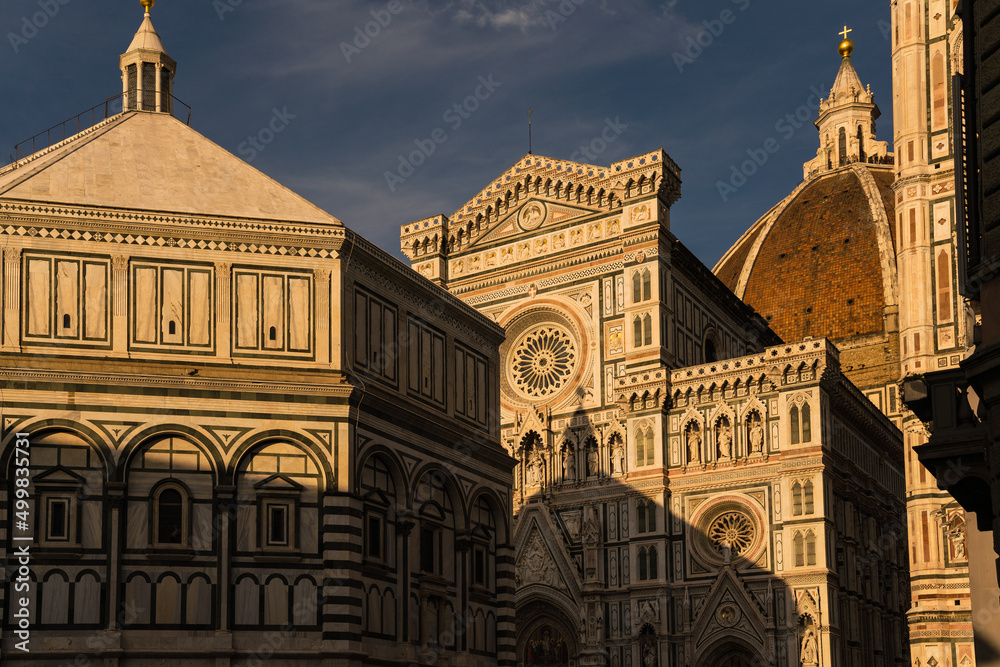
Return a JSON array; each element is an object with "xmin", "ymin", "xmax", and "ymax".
[{"xmin": 0, "ymin": 111, "xmax": 342, "ymax": 226}]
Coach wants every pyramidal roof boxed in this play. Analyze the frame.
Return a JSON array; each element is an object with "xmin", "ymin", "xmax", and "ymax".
[
  {"xmin": 0, "ymin": 112, "xmax": 341, "ymax": 225},
  {"xmin": 829, "ymin": 56, "xmax": 865, "ymax": 100},
  {"xmin": 125, "ymin": 12, "xmax": 168, "ymax": 56}
]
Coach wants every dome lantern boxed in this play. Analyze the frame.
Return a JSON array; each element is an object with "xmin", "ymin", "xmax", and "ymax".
[
  {"xmin": 120, "ymin": 0, "xmax": 176, "ymax": 114},
  {"xmin": 803, "ymin": 31, "xmax": 893, "ymax": 178}
]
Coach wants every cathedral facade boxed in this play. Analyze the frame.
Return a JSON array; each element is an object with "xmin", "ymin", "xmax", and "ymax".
[
  {"xmin": 0, "ymin": 9, "xmax": 515, "ymax": 667},
  {"xmin": 401, "ymin": 147, "xmax": 909, "ymax": 665}
]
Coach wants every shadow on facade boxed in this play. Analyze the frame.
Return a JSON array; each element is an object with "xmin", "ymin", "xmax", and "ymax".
[
  {"xmin": 1, "ymin": 421, "xmax": 514, "ymax": 666},
  {"xmin": 511, "ymin": 472, "xmax": 825, "ymax": 667}
]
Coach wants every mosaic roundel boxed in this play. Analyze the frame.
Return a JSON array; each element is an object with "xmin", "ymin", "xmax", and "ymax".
[
  {"xmin": 510, "ymin": 325, "xmax": 578, "ymax": 399},
  {"xmin": 518, "ymin": 202, "xmax": 547, "ymax": 231},
  {"xmin": 707, "ymin": 511, "xmax": 756, "ymax": 556}
]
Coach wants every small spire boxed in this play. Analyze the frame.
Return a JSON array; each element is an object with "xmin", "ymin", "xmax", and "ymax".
[
  {"xmin": 838, "ymin": 25, "xmax": 854, "ymax": 59},
  {"xmin": 141, "ymin": 0, "xmax": 154, "ymax": 15}
]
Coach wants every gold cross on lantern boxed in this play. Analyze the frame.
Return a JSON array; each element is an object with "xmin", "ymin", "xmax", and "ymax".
[{"xmin": 840, "ymin": 25, "xmax": 853, "ymax": 40}]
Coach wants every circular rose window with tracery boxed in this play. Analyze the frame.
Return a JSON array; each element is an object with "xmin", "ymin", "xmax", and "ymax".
[
  {"xmin": 708, "ymin": 511, "xmax": 755, "ymax": 556},
  {"xmin": 510, "ymin": 325, "xmax": 578, "ymax": 399},
  {"xmin": 690, "ymin": 497, "xmax": 766, "ymax": 569}
]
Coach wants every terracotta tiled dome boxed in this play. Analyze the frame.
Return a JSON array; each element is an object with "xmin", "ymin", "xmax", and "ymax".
[{"xmin": 715, "ymin": 164, "xmax": 898, "ymax": 345}]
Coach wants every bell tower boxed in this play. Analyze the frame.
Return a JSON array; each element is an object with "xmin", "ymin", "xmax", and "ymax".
[{"xmin": 120, "ymin": 0, "xmax": 176, "ymax": 113}]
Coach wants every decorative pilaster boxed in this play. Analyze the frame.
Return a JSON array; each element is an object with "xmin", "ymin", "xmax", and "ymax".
[
  {"xmin": 495, "ymin": 540, "xmax": 517, "ymax": 667},
  {"xmin": 3, "ymin": 247, "xmax": 21, "ymax": 351},
  {"xmin": 105, "ymin": 482, "xmax": 126, "ymax": 636},
  {"xmin": 315, "ymin": 268, "xmax": 331, "ymax": 366},
  {"xmin": 111, "ymin": 254, "xmax": 129, "ymax": 356},
  {"xmin": 214, "ymin": 485, "xmax": 235, "ymax": 645},
  {"xmin": 320, "ymin": 490, "xmax": 364, "ymax": 667},
  {"xmin": 215, "ymin": 262, "xmax": 231, "ymax": 360}
]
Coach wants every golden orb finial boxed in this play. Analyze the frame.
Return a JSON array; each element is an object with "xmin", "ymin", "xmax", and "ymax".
[
  {"xmin": 140, "ymin": 0, "xmax": 154, "ymax": 13},
  {"xmin": 838, "ymin": 25, "xmax": 854, "ymax": 58}
]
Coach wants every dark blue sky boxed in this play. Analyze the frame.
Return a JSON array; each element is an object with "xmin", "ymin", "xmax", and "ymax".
[{"xmin": 0, "ymin": 0, "xmax": 894, "ymax": 268}]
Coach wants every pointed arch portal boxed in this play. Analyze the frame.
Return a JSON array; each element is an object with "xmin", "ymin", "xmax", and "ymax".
[{"xmin": 698, "ymin": 640, "xmax": 766, "ymax": 667}]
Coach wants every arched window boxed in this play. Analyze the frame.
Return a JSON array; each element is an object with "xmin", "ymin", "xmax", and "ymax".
[
  {"xmin": 838, "ymin": 127, "xmax": 847, "ymax": 165},
  {"xmin": 635, "ymin": 428, "xmax": 646, "ymax": 467},
  {"xmin": 858, "ymin": 124, "xmax": 866, "ymax": 161},
  {"xmin": 804, "ymin": 480, "xmax": 815, "ymax": 514},
  {"xmin": 638, "ymin": 547, "xmax": 648, "ymax": 580},
  {"xmin": 642, "ymin": 269, "xmax": 651, "ymax": 301},
  {"xmin": 647, "ymin": 546, "xmax": 657, "ymax": 579},
  {"xmin": 791, "ymin": 402, "xmax": 811, "ymax": 444},
  {"xmin": 792, "ymin": 482, "xmax": 803, "ymax": 516},
  {"xmin": 704, "ymin": 338, "xmax": 718, "ymax": 363},
  {"xmin": 642, "ymin": 314, "xmax": 652, "ymax": 346},
  {"xmin": 805, "ymin": 531, "xmax": 817, "ymax": 566},
  {"xmin": 790, "ymin": 406, "xmax": 800, "ymax": 445},
  {"xmin": 634, "ymin": 316, "xmax": 643, "ymax": 347},
  {"xmin": 632, "ymin": 272, "xmax": 642, "ymax": 303},
  {"xmin": 637, "ymin": 499, "xmax": 656, "ymax": 533},
  {"xmin": 801, "ymin": 403, "xmax": 811, "ymax": 442},
  {"xmin": 155, "ymin": 487, "xmax": 185, "ymax": 545},
  {"xmin": 794, "ymin": 531, "xmax": 805, "ymax": 567}
]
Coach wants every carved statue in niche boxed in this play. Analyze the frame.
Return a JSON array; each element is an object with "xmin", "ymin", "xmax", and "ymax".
[
  {"xmin": 611, "ymin": 435, "xmax": 626, "ymax": 475},
  {"xmin": 639, "ymin": 628, "xmax": 658, "ymax": 667},
  {"xmin": 945, "ymin": 512, "xmax": 968, "ymax": 560},
  {"xmin": 747, "ymin": 411, "xmax": 764, "ymax": 454},
  {"xmin": 716, "ymin": 418, "xmax": 732, "ymax": 459},
  {"xmin": 529, "ymin": 448, "xmax": 545, "ymax": 487},
  {"xmin": 800, "ymin": 628, "xmax": 818, "ymax": 664},
  {"xmin": 685, "ymin": 423, "xmax": 701, "ymax": 463},
  {"xmin": 563, "ymin": 443, "xmax": 576, "ymax": 482},
  {"xmin": 586, "ymin": 438, "xmax": 600, "ymax": 477}
]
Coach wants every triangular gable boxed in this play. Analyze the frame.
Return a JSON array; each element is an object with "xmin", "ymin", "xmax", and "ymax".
[
  {"xmin": 691, "ymin": 566, "xmax": 768, "ymax": 656},
  {"xmin": 516, "ymin": 522, "xmax": 573, "ymax": 595},
  {"xmin": 513, "ymin": 508, "xmax": 581, "ymax": 599},
  {"xmin": 33, "ymin": 466, "xmax": 86, "ymax": 485},
  {"xmin": 253, "ymin": 473, "xmax": 304, "ymax": 492},
  {"xmin": 0, "ymin": 112, "xmax": 341, "ymax": 226},
  {"xmin": 468, "ymin": 198, "xmax": 604, "ymax": 248}
]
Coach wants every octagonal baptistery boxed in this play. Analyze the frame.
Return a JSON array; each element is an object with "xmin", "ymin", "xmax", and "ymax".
[{"xmin": 714, "ymin": 41, "xmax": 903, "ymax": 420}]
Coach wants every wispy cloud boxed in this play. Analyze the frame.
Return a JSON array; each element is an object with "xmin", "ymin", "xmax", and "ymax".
[{"xmin": 451, "ymin": 0, "xmax": 553, "ymax": 31}]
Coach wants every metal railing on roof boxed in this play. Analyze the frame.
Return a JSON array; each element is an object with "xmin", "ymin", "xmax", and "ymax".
[{"xmin": 7, "ymin": 92, "xmax": 192, "ymax": 167}]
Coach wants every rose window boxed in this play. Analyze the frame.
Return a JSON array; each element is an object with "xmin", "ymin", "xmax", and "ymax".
[
  {"xmin": 707, "ymin": 512, "xmax": 755, "ymax": 556},
  {"xmin": 511, "ymin": 326, "xmax": 578, "ymax": 399}
]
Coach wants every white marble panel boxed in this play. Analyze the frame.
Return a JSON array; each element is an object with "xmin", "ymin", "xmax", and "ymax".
[
  {"xmin": 264, "ymin": 578, "xmax": 288, "ymax": 625},
  {"xmin": 74, "ymin": 573, "xmax": 101, "ymax": 624},
  {"xmin": 84, "ymin": 263, "xmax": 107, "ymax": 339},
  {"xmin": 155, "ymin": 577, "xmax": 182, "ymax": 624},
  {"xmin": 27, "ymin": 259, "xmax": 51, "ymax": 336},
  {"xmin": 40, "ymin": 573, "xmax": 69, "ymax": 624},
  {"xmin": 236, "ymin": 274, "xmax": 259, "ymax": 348},
  {"xmin": 234, "ymin": 577, "xmax": 259, "ymax": 626},
  {"xmin": 289, "ymin": 277, "xmax": 310, "ymax": 351},
  {"xmin": 186, "ymin": 577, "xmax": 212, "ymax": 625},
  {"xmin": 56, "ymin": 260, "xmax": 79, "ymax": 337},
  {"xmin": 189, "ymin": 270, "xmax": 210, "ymax": 345},
  {"xmin": 263, "ymin": 275, "xmax": 284, "ymax": 349},
  {"xmin": 161, "ymin": 268, "xmax": 184, "ymax": 343},
  {"xmin": 134, "ymin": 267, "xmax": 157, "ymax": 343}
]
